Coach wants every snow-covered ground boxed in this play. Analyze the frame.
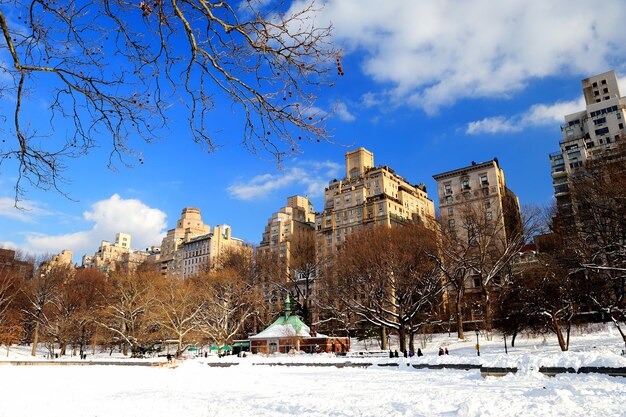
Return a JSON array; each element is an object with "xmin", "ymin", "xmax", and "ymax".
[{"xmin": 0, "ymin": 324, "xmax": 625, "ymax": 417}]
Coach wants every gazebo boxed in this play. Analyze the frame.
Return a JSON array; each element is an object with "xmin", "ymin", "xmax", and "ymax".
[{"xmin": 248, "ymin": 295, "xmax": 349, "ymax": 354}]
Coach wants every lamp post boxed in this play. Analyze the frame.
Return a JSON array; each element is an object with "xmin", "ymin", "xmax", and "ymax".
[{"xmin": 475, "ymin": 329, "xmax": 480, "ymax": 357}]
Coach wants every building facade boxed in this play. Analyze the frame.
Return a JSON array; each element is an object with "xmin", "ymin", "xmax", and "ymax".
[
  {"xmin": 433, "ymin": 159, "xmax": 522, "ymax": 326},
  {"xmin": 0, "ymin": 248, "xmax": 34, "ymax": 280},
  {"xmin": 158, "ymin": 208, "xmax": 211, "ymax": 276},
  {"xmin": 433, "ymin": 158, "xmax": 522, "ymax": 247},
  {"xmin": 180, "ymin": 224, "xmax": 246, "ymax": 279},
  {"xmin": 256, "ymin": 195, "xmax": 317, "ymax": 317},
  {"xmin": 549, "ymin": 70, "xmax": 626, "ymax": 214},
  {"xmin": 82, "ymin": 233, "xmax": 151, "ymax": 274},
  {"xmin": 316, "ymin": 148, "xmax": 436, "ymax": 256}
]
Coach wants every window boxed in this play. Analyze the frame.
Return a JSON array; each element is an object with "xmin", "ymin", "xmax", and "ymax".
[
  {"xmin": 595, "ymin": 127, "xmax": 609, "ymax": 136},
  {"xmin": 484, "ymin": 200, "xmax": 491, "ymax": 209},
  {"xmin": 473, "ymin": 276, "xmax": 481, "ymax": 288},
  {"xmin": 594, "ymin": 117, "xmax": 606, "ymax": 125},
  {"xmin": 462, "ymin": 179, "xmax": 470, "ymax": 190},
  {"xmin": 447, "ymin": 207, "xmax": 454, "ymax": 215},
  {"xmin": 444, "ymin": 183, "xmax": 452, "ymax": 194},
  {"xmin": 486, "ymin": 212, "xmax": 492, "ymax": 221},
  {"xmin": 445, "ymin": 196, "xmax": 453, "ymax": 204},
  {"xmin": 448, "ymin": 219, "xmax": 455, "ymax": 228},
  {"xmin": 480, "ymin": 175, "xmax": 488, "ymax": 185},
  {"xmin": 482, "ymin": 188, "xmax": 489, "ymax": 197}
]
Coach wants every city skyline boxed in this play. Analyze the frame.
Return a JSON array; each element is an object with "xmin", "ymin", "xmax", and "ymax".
[{"xmin": 1, "ymin": 1, "xmax": 626, "ymax": 261}]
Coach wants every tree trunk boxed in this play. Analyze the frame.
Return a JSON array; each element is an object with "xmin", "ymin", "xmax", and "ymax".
[
  {"xmin": 31, "ymin": 320, "xmax": 40, "ymax": 357},
  {"xmin": 511, "ymin": 330, "xmax": 517, "ymax": 347},
  {"xmin": 380, "ymin": 326, "xmax": 388, "ymax": 350},
  {"xmin": 398, "ymin": 325, "xmax": 406, "ymax": 353},
  {"xmin": 456, "ymin": 293, "xmax": 465, "ymax": 340},
  {"xmin": 409, "ymin": 329, "xmax": 415, "ymax": 354},
  {"xmin": 552, "ymin": 315, "xmax": 568, "ymax": 351},
  {"xmin": 60, "ymin": 342, "xmax": 67, "ymax": 356},
  {"xmin": 484, "ymin": 292, "xmax": 493, "ymax": 332}
]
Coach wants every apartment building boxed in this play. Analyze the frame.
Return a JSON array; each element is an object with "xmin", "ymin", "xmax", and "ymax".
[
  {"xmin": 82, "ymin": 233, "xmax": 151, "ymax": 273},
  {"xmin": 158, "ymin": 207, "xmax": 211, "ymax": 276},
  {"xmin": 0, "ymin": 248, "xmax": 34, "ymax": 280},
  {"xmin": 550, "ymin": 70, "xmax": 626, "ymax": 208},
  {"xmin": 316, "ymin": 148, "xmax": 436, "ymax": 256},
  {"xmin": 256, "ymin": 196, "xmax": 317, "ymax": 317},
  {"xmin": 179, "ymin": 224, "xmax": 246, "ymax": 279},
  {"xmin": 433, "ymin": 158, "xmax": 522, "ymax": 246}
]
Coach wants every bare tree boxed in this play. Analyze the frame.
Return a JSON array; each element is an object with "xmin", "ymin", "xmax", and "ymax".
[
  {"xmin": 332, "ymin": 224, "xmax": 443, "ymax": 353},
  {"xmin": 0, "ymin": 265, "xmax": 20, "ymax": 326},
  {"xmin": 193, "ymin": 249, "xmax": 258, "ymax": 349},
  {"xmin": 96, "ymin": 270, "xmax": 158, "ymax": 356},
  {"xmin": 23, "ymin": 263, "xmax": 71, "ymax": 356},
  {"xmin": 0, "ymin": 0, "xmax": 338, "ymax": 200},
  {"xmin": 150, "ymin": 276, "xmax": 204, "ymax": 357},
  {"xmin": 558, "ymin": 142, "xmax": 626, "ymax": 342},
  {"xmin": 430, "ymin": 201, "xmax": 532, "ymax": 338},
  {"xmin": 507, "ymin": 251, "xmax": 580, "ymax": 352}
]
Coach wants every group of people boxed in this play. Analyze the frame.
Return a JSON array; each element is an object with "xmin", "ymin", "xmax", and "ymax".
[
  {"xmin": 388, "ymin": 348, "xmax": 427, "ymax": 358},
  {"xmin": 438, "ymin": 347, "xmax": 450, "ymax": 356}
]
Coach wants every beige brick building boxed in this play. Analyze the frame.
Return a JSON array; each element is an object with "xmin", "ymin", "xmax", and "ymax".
[
  {"xmin": 180, "ymin": 224, "xmax": 246, "ymax": 279},
  {"xmin": 433, "ymin": 159, "xmax": 522, "ymax": 326},
  {"xmin": 256, "ymin": 196, "xmax": 317, "ymax": 315},
  {"xmin": 433, "ymin": 159, "xmax": 522, "ymax": 247},
  {"xmin": 82, "ymin": 233, "xmax": 152, "ymax": 274},
  {"xmin": 316, "ymin": 148, "xmax": 436, "ymax": 256},
  {"xmin": 158, "ymin": 208, "xmax": 211, "ymax": 276}
]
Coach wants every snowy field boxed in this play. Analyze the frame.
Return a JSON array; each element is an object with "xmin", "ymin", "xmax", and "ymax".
[{"xmin": 1, "ymin": 324, "xmax": 625, "ymax": 417}]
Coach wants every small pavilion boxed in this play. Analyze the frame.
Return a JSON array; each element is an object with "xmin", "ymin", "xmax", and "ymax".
[{"xmin": 248, "ymin": 295, "xmax": 349, "ymax": 354}]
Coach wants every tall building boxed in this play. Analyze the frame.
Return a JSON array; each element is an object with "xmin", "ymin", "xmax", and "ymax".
[
  {"xmin": 82, "ymin": 233, "xmax": 150, "ymax": 273},
  {"xmin": 158, "ymin": 208, "xmax": 211, "ymax": 275},
  {"xmin": 433, "ymin": 158, "xmax": 522, "ymax": 246},
  {"xmin": 256, "ymin": 196, "xmax": 317, "ymax": 315},
  {"xmin": 179, "ymin": 224, "xmax": 246, "ymax": 279},
  {"xmin": 433, "ymin": 159, "xmax": 522, "ymax": 325},
  {"xmin": 316, "ymin": 148, "xmax": 436, "ymax": 256},
  {"xmin": 549, "ymin": 70, "xmax": 626, "ymax": 210}
]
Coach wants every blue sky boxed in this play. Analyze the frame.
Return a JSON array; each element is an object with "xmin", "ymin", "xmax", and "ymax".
[{"xmin": 2, "ymin": 0, "xmax": 626, "ymax": 262}]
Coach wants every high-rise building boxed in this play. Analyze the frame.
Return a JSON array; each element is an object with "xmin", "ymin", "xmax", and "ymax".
[
  {"xmin": 158, "ymin": 208, "xmax": 211, "ymax": 275},
  {"xmin": 179, "ymin": 224, "xmax": 246, "ymax": 279},
  {"xmin": 433, "ymin": 159, "xmax": 522, "ymax": 326},
  {"xmin": 82, "ymin": 233, "xmax": 150, "ymax": 273},
  {"xmin": 316, "ymin": 148, "xmax": 435, "ymax": 256},
  {"xmin": 433, "ymin": 158, "xmax": 522, "ymax": 246},
  {"xmin": 256, "ymin": 196, "xmax": 317, "ymax": 315},
  {"xmin": 549, "ymin": 70, "xmax": 626, "ymax": 210}
]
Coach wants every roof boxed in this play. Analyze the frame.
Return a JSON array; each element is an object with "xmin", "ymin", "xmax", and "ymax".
[{"xmin": 248, "ymin": 315, "xmax": 326, "ymax": 340}]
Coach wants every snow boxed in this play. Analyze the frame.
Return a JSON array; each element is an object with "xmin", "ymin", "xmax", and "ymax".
[{"xmin": 0, "ymin": 324, "xmax": 625, "ymax": 417}]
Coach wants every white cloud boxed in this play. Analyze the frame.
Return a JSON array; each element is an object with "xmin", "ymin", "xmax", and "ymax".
[
  {"xmin": 228, "ymin": 160, "xmax": 341, "ymax": 200},
  {"xmin": 22, "ymin": 194, "xmax": 167, "ymax": 258},
  {"xmin": 466, "ymin": 76, "xmax": 626, "ymax": 134},
  {"xmin": 466, "ymin": 116, "xmax": 523, "ymax": 135},
  {"xmin": 0, "ymin": 197, "xmax": 52, "ymax": 223},
  {"xmin": 291, "ymin": 0, "xmax": 626, "ymax": 112},
  {"xmin": 333, "ymin": 101, "xmax": 356, "ymax": 122},
  {"xmin": 466, "ymin": 96, "xmax": 586, "ymax": 134}
]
